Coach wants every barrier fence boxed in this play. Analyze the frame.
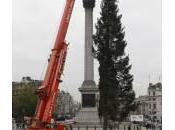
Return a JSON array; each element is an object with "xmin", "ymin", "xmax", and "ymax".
[{"xmin": 12, "ymin": 122, "xmax": 161, "ymax": 130}]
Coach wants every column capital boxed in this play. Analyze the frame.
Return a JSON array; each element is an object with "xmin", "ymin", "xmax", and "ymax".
[{"xmin": 83, "ymin": 0, "xmax": 95, "ymax": 9}]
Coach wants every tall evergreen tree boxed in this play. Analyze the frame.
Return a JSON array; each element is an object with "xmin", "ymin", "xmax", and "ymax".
[{"xmin": 93, "ymin": 0, "xmax": 136, "ymax": 129}]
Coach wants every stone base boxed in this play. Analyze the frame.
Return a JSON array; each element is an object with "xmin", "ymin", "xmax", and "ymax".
[
  {"xmin": 79, "ymin": 80, "xmax": 98, "ymax": 92},
  {"xmin": 74, "ymin": 107, "xmax": 101, "ymax": 126}
]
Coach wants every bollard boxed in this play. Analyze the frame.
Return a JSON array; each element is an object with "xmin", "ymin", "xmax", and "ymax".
[
  {"xmin": 134, "ymin": 125, "xmax": 135, "ymax": 130},
  {"xmin": 78, "ymin": 126, "xmax": 80, "ymax": 130},
  {"xmin": 70, "ymin": 125, "xmax": 73, "ymax": 130},
  {"xmin": 95, "ymin": 126, "xmax": 96, "ymax": 130},
  {"xmin": 124, "ymin": 125, "xmax": 125, "ymax": 130},
  {"xmin": 128, "ymin": 125, "xmax": 131, "ymax": 130},
  {"xmin": 136, "ymin": 125, "xmax": 139, "ymax": 130},
  {"xmin": 86, "ymin": 125, "xmax": 88, "ymax": 130}
]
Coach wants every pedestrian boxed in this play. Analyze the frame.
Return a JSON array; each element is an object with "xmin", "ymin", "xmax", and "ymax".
[
  {"xmin": 128, "ymin": 125, "xmax": 131, "ymax": 130},
  {"xmin": 137, "ymin": 126, "xmax": 139, "ymax": 130}
]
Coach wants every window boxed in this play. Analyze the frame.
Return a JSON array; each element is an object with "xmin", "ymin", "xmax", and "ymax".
[
  {"xmin": 153, "ymin": 116, "xmax": 157, "ymax": 121},
  {"xmin": 149, "ymin": 104, "xmax": 151, "ymax": 109},
  {"xmin": 149, "ymin": 92, "xmax": 150, "ymax": 96},
  {"xmin": 153, "ymin": 104, "xmax": 156, "ymax": 109},
  {"xmin": 153, "ymin": 91, "xmax": 155, "ymax": 96}
]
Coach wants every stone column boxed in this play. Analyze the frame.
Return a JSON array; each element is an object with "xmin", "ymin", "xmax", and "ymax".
[
  {"xmin": 74, "ymin": 1, "xmax": 101, "ymax": 126},
  {"xmin": 79, "ymin": 0, "xmax": 97, "ymax": 109},
  {"xmin": 83, "ymin": 0, "xmax": 95, "ymax": 82}
]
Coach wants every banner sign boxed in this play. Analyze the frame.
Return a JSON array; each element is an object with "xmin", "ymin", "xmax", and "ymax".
[{"xmin": 130, "ymin": 115, "xmax": 143, "ymax": 122}]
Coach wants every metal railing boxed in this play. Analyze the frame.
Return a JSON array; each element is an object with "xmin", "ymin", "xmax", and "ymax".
[{"xmin": 12, "ymin": 122, "xmax": 161, "ymax": 130}]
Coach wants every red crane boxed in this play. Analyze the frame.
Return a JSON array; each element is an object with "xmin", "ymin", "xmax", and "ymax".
[{"xmin": 26, "ymin": 0, "xmax": 75, "ymax": 129}]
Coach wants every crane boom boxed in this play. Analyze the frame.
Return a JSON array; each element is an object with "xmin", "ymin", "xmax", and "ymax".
[{"xmin": 26, "ymin": 0, "xmax": 75, "ymax": 129}]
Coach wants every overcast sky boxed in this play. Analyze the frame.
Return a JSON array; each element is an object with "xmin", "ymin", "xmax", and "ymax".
[{"xmin": 13, "ymin": 0, "xmax": 161, "ymax": 101}]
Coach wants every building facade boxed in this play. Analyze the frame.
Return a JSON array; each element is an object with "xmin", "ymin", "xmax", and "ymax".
[
  {"xmin": 147, "ymin": 82, "xmax": 162, "ymax": 123},
  {"xmin": 134, "ymin": 95, "xmax": 149, "ymax": 117},
  {"xmin": 12, "ymin": 77, "xmax": 42, "ymax": 119},
  {"xmin": 56, "ymin": 90, "xmax": 81, "ymax": 117},
  {"xmin": 134, "ymin": 82, "xmax": 162, "ymax": 123},
  {"xmin": 12, "ymin": 77, "xmax": 80, "ymax": 120},
  {"xmin": 12, "ymin": 77, "xmax": 42, "ymax": 96}
]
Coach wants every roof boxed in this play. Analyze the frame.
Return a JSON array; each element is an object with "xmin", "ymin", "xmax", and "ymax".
[{"xmin": 148, "ymin": 82, "xmax": 162, "ymax": 90}]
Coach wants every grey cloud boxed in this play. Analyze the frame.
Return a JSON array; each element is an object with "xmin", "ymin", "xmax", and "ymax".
[{"xmin": 13, "ymin": 0, "xmax": 161, "ymax": 101}]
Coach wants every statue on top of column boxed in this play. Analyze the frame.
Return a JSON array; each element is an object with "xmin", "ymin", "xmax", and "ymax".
[{"xmin": 83, "ymin": 0, "xmax": 95, "ymax": 8}]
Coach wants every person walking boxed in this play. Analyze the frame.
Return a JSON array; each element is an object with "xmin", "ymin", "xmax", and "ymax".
[{"xmin": 128, "ymin": 125, "xmax": 131, "ymax": 130}]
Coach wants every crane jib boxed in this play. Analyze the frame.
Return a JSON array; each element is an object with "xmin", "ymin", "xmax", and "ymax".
[{"xmin": 25, "ymin": 0, "xmax": 75, "ymax": 130}]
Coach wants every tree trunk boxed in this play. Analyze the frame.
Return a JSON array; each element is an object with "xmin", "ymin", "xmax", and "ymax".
[{"xmin": 103, "ymin": 115, "xmax": 108, "ymax": 130}]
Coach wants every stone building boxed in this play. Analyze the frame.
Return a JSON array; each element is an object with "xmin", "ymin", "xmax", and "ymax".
[
  {"xmin": 12, "ymin": 77, "xmax": 42, "ymax": 119},
  {"xmin": 147, "ymin": 82, "xmax": 162, "ymax": 123},
  {"xmin": 56, "ymin": 90, "xmax": 81, "ymax": 117},
  {"xmin": 134, "ymin": 95, "xmax": 149, "ymax": 117},
  {"xmin": 134, "ymin": 82, "xmax": 162, "ymax": 123},
  {"xmin": 12, "ymin": 77, "xmax": 80, "ymax": 119},
  {"xmin": 12, "ymin": 77, "xmax": 42, "ymax": 96}
]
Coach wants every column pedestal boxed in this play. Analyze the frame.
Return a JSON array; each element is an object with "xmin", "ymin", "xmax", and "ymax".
[{"xmin": 74, "ymin": 81, "xmax": 101, "ymax": 126}]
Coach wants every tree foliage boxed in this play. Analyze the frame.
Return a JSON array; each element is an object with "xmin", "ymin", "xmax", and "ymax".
[
  {"xmin": 12, "ymin": 83, "xmax": 37, "ymax": 121},
  {"xmin": 93, "ymin": 0, "xmax": 136, "ymax": 128}
]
